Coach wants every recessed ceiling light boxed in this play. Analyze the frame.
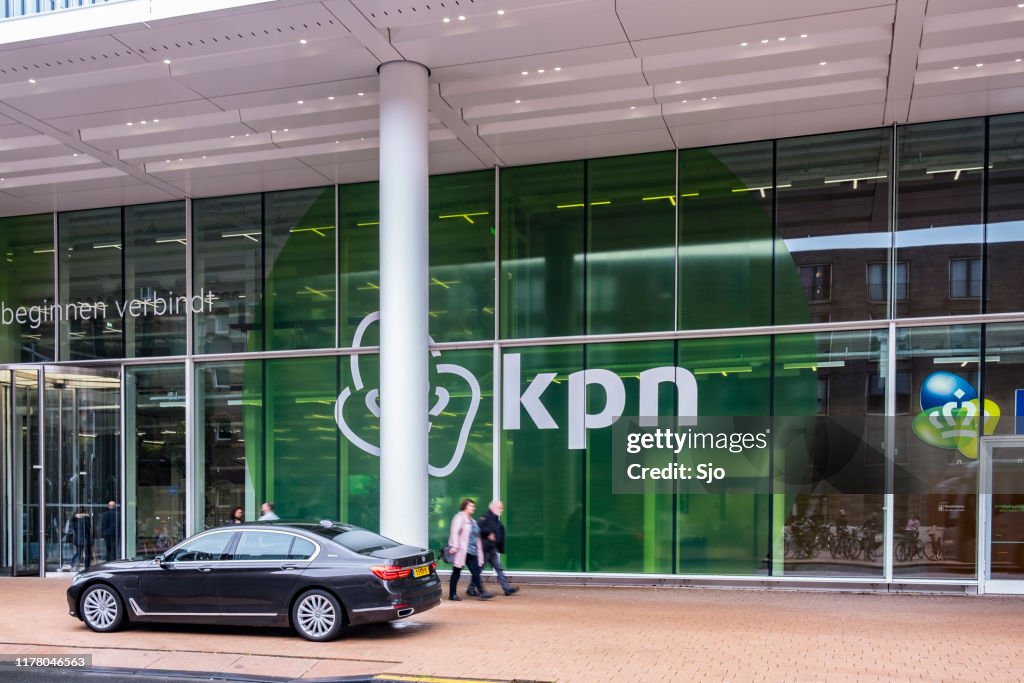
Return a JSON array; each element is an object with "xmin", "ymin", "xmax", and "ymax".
[
  {"xmin": 178, "ymin": 158, "xmax": 182, "ymax": 162},
  {"xmin": 712, "ymin": 96, "xmax": 717, "ymax": 99},
  {"xmin": 800, "ymin": 34, "xmax": 808, "ymax": 38},
  {"xmin": 297, "ymin": 100, "xmax": 304, "ymax": 104},
  {"xmin": 244, "ymin": 133, "xmax": 250, "ymax": 137},
  {"xmin": 497, "ymin": 9, "xmax": 505, "ymax": 14},
  {"xmin": 675, "ymin": 80, "xmax": 682, "ymax": 84},
  {"xmin": 283, "ymin": 129, "xmax": 289, "ymax": 132},
  {"xmin": 230, "ymin": 135, "xmax": 235, "ymax": 138},
  {"xmin": 537, "ymin": 69, "xmax": 545, "ymax": 73},
  {"xmin": 740, "ymin": 42, "xmax": 748, "ymax": 46},
  {"xmin": 141, "ymin": 120, "xmax": 147, "ymax": 124},
  {"xmin": 630, "ymin": 106, "xmax": 636, "ymax": 110},
  {"xmin": 682, "ymin": 100, "xmax": 687, "ymax": 103},
  {"xmin": 761, "ymin": 39, "xmax": 769, "ymax": 44},
  {"xmin": 73, "ymin": 153, "xmax": 78, "ymax": 157},
  {"xmin": 165, "ymin": 160, "xmax": 170, "ymax": 163},
  {"xmin": 702, "ymin": 97, "xmax": 707, "ymax": 101},
  {"xmin": 953, "ymin": 65, "xmax": 960, "ymax": 70},
  {"xmin": 1018, "ymin": 3, "xmax": 1023, "ymax": 7},
  {"xmin": 976, "ymin": 63, "xmax": 983, "ymax": 67},
  {"xmin": 521, "ymin": 71, "xmax": 528, "ymax": 75},
  {"xmin": 1017, "ymin": 58, "xmax": 1022, "ymax": 62},
  {"xmin": 778, "ymin": 37, "xmax": 786, "ymax": 41},
  {"xmin": 458, "ymin": 15, "xmax": 466, "ymax": 21},
  {"xmin": 202, "ymin": 156, "xmax": 206, "ymax": 159},
  {"xmin": 28, "ymin": 78, "xmax": 36, "ymax": 84},
  {"xmin": 358, "ymin": 92, "xmax": 364, "ymax": 96},
  {"xmin": 328, "ymin": 96, "xmax": 335, "ymax": 100},
  {"xmin": 163, "ymin": 59, "xmax": 171, "ymax": 65},
  {"xmin": 335, "ymin": 140, "xmax": 339, "ymax": 143},
  {"xmin": 272, "ymin": 130, "xmax": 277, "ymax": 133},
  {"xmin": 153, "ymin": 119, "xmax": 159, "ymax": 123},
  {"xmin": 443, "ymin": 17, "xmax": 450, "ymax": 22},
  {"xmin": 819, "ymin": 61, "xmax": 827, "ymax": 66},
  {"xmin": 299, "ymin": 39, "xmax": 307, "ymax": 44},
  {"xmin": 127, "ymin": 122, "xmax": 133, "ymax": 126},
  {"xmin": 515, "ymin": 99, "xmax": 521, "ymax": 103},
  {"xmin": 554, "ymin": 67, "xmax": 561, "ymax": 71}
]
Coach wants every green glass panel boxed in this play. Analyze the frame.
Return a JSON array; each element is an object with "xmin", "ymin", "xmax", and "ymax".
[
  {"xmin": 338, "ymin": 182, "xmax": 380, "ymax": 346},
  {"xmin": 585, "ymin": 341, "xmax": 675, "ymax": 573},
  {"xmin": 430, "ymin": 171, "xmax": 495, "ymax": 342},
  {"xmin": 773, "ymin": 329, "xmax": 886, "ymax": 577},
  {"xmin": 195, "ymin": 360, "xmax": 262, "ymax": 528},
  {"xmin": 680, "ymin": 142, "xmax": 772, "ymax": 330},
  {"xmin": 0, "ymin": 214, "xmax": 54, "ymax": 362},
  {"xmin": 500, "ymin": 162, "xmax": 585, "ymax": 338},
  {"xmin": 124, "ymin": 202, "xmax": 186, "ymax": 358},
  {"xmin": 264, "ymin": 187, "xmax": 336, "ymax": 350},
  {"xmin": 126, "ymin": 364, "xmax": 185, "ymax": 558},
  {"xmin": 678, "ymin": 336, "xmax": 771, "ymax": 575},
  {"xmin": 425, "ymin": 348, "xmax": 494, "ymax": 553},
  {"xmin": 893, "ymin": 324, "xmax": 981, "ymax": 579},
  {"xmin": 337, "ymin": 351, "xmax": 381, "ymax": 530},
  {"xmin": 776, "ymin": 128, "xmax": 892, "ymax": 325},
  {"xmin": 502, "ymin": 344, "xmax": 584, "ymax": 570},
  {"xmin": 58, "ymin": 208, "xmax": 123, "ymax": 360},
  {"xmin": 265, "ymin": 357, "xmax": 339, "ymax": 521},
  {"xmin": 193, "ymin": 195, "xmax": 263, "ymax": 354},
  {"xmin": 586, "ymin": 152, "xmax": 675, "ymax": 334},
  {"xmin": 986, "ymin": 114, "xmax": 1024, "ymax": 315},
  {"xmin": 896, "ymin": 119, "xmax": 984, "ymax": 318}
]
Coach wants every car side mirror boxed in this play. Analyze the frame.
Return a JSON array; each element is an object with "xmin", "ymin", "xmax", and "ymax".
[{"xmin": 156, "ymin": 554, "xmax": 171, "ymax": 568}]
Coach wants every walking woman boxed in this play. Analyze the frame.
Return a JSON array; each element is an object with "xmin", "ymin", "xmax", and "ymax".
[{"xmin": 447, "ymin": 498, "xmax": 493, "ymax": 601}]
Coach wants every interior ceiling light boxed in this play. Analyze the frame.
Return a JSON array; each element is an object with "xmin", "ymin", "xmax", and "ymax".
[
  {"xmin": 537, "ymin": 69, "xmax": 545, "ymax": 73},
  {"xmin": 630, "ymin": 106, "xmax": 636, "ymax": 109},
  {"xmin": 163, "ymin": 59, "xmax": 171, "ymax": 65},
  {"xmin": 299, "ymin": 39, "xmax": 307, "ymax": 44},
  {"xmin": 497, "ymin": 9, "xmax": 504, "ymax": 14},
  {"xmin": 328, "ymin": 96, "xmax": 335, "ymax": 100},
  {"xmin": 554, "ymin": 67, "xmax": 561, "ymax": 71},
  {"xmin": 976, "ymin": 63, "xmax": 983, "ymax": 67},
  {"xmin": 675, "ymin": 80, "xmax": 682, "ymax": 84},
  {"xmin": 458, "ymin": 15, "xmax": 466, "ymax": 20},
  {"xmin": 778, "ymin": 36, "xmax": 786, "ymax": 41},
  {"xmin": 819, "ymin": 61, "xmax": 827, "ymax": 66},
  {"xmin": 153, "ymin": 119, "xmax": 159, "ymax": 123},
  {"xmin": 141, "ymin": 120, "xmax": 147, "ymax": 124},
  {"xmin": 127, "ymin": 122, "xmax": 133, "ymax": 126},
  {"xmin": 953, "ymin": 65, "xmax": 960, "ymax": 69},
  {"xmin": 740, "ymin": 42, "xmax": 748, "ymax": 46},
  {"xmin": 760, "ymin": 39, "xmax": 768, "ymax": 44},
  {"xmin": 28, "ymin": 78, "xmax": 36, "ymax": 84},
  {"xmin": 297, "ymin": 100, "xmax": 304, "ymax": 104},
  {"xmin": 358, "ymin": 92, "xmax": 365, "ymax": 96},
  {"xmin": 515, "ymin": 99, "xmax": 521, "ymax": 103},
  {"xmin": 443, "ymin": 17, "xmax": 450, "ymax": 22},
  {"xmin": 800, "ymin": 34, "xmax": 808, "ymax": 38}
]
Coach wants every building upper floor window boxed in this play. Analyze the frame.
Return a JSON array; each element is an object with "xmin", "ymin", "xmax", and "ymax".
[
  {"xmin": 949, "ymin": 257, "xmax": 982, "ymax": 299},
  {"xmin": 867, "ymin": 262, "xmax": 908, "ymax": 302},
  {"xmin": 799, "ymin": 264, "xmax": 831, "ymax": 302}
]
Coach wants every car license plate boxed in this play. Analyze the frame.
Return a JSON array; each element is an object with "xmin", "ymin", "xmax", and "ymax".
[{"xmin": 413, "ymin": 565, "xmax": 429, "ymax": 578}]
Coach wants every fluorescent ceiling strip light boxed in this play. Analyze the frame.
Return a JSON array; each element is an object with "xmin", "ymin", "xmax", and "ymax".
[
  {"xmin": 783, "ymin": 361, "xmax": 847, "ymax": 370},
  {"xmin": 692, "ymin": 366, "xmax": 753, "ymax": 375},
  {"xmin": 823, "ymin": 175, "xmax": 887, "ymax": 189}
]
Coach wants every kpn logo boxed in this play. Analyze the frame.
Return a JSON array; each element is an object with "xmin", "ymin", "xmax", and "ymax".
[{"xmin": 911, "ymin": 371, "xmax": 999, "ymax": 459}]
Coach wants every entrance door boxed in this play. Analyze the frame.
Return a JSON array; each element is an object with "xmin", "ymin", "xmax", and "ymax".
[
  {"xmin": 979, "ymin": 437, "xmax": 1024, "ymax": 595},
  {"xmin": 0, "ymin": 365, "xmax": 121, "ymax": 576}
]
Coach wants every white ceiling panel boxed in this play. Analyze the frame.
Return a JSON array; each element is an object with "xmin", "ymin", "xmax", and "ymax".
[
  {"xmin": 51, "ymin": 100, "xmax": 225, "ymax": 142},
  {"xmin": 617, "ymin": 0, "xmax": 891, "ymax": 42},
  {"xmin": 3, "ymin": 169, "xmax": 140, "ymax": 197},
  {"xmin": 4, "ymin": 77, "xmax": 201, "ymax": 119},
  {"xmin": 430, "ymin": 43, "xmax": 635, "ymax": 82},
  {"xmin": 0, "ymin": 192, "xmax": 49, "ymax": 217},
  {"xmin": 209, "ymin": 75, "xmax": 380, "ymax": 110},
  {"xmin": 166, "ymin": 166, "xmax": 333, "ymax": 198},
  {"xmin": 428, "ymin": 147, "xmax": 488, "ymax": 175},
  {"xmin": 908, "ymin": 86, "xmax": 1024, "ymax": 123},
  {"xmin": 0, "ymin": 34, "xmax": 146, "ymax": 85},
  {"xmin": 392, "ymin": 0, "xmax": 627, "ymax": 67},
  {"xmin": 47, "ymin": 185, "xmax": 179, "ymax": 213},
  {"xmin": 153, "ymin": 157, "xmax": 312, "ymax": 181},
  {"xmin": 306, "ymin": 159, "xmax": 379, "ymax": 185}
]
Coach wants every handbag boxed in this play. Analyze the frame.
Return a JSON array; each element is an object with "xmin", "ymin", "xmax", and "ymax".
[{"xmin": 440, "ymin": 545, "xmax": 455, "ymax": 564}]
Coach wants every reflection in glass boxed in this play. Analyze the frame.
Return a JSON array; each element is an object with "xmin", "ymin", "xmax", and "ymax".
[
  {"xmin": 680, "ymin": 142, "xmax": 772, "ymax": 330},
  {"xmin": 193, "ymin": 195, "xmax": 262, "ymax": 354},
  {"xmin": 893, "ymin": 324, "xmax": 981, "ymax": 578},
  {"xmin": 986, "ymin": 113, "xmax": 1024, "ymax": 314},
  {"xmin": 124, "ymin": 202, "xmax": 186, "ymax": 357},
  {"xmin": 338, "ymin": 182, "xmax": 380, "ymax": 345},
  {"xmin": 896, "ymin": 119, "xmax": 984, "ymax": 318},
  {"xmin": 127, "ymin": 365, "xmax": 185, "ymax": 558},
  {"xmin": 59, "ymin": 208, "xmax": 124, "ymax": 360},
  {"xmin": 197, "ymin": 361, "xmax": 262, "ymax": 528},
  {"xmin": 587, "ymin": 153, "xmax": 675, "ymax": 334},
  {"xmin": 776, "ymin": 128, "xmax": 891, "ymax": 324},
  {"xmin": 430, "ymin": 172, "xmax": 495, "ymax": 342},
  {"xmin": 265, "ymin": 187, "xmax": 335, "ymax": 350},
  {"xmin": 500, "ymin": 162, "xmax": 585, "ymax": 338},
  {"xmin": 0, "ymin": 214, "xmax": 55, "ymax": 362},
  {"xmin": 774, "ymin": 329, "xmax": 887, "ymax": 577}
]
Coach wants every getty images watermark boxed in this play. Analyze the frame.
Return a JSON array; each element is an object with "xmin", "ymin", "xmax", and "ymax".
[{"xmin": 612, "ymin": 417, "xmax": 772, "ymax": 494}]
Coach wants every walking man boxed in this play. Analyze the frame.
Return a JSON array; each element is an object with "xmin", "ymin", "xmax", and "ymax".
[
  {"xmin": 479, "ymin": 500, "xmax": 518, "ymax": 596},
  {"xmin": 259, "ymin": 502, "xmax": 279, "ymax": 520}
]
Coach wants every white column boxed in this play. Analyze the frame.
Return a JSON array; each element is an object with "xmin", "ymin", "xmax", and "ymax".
[{"xmin": 378, "ymin": 60, "xmax": 430, "ymax": 548}]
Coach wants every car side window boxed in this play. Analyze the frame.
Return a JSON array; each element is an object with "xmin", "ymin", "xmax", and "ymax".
[
  {"xmin": 166, "ymin": 532, "xmax": 233, "ymax": 562},
  {"xmin": 235, "ymin": 531, "xmax": 300, "ymax": 561},
  {"xmin": 287, "ymin": 537, "xmax": 316, "ymax": 560}
]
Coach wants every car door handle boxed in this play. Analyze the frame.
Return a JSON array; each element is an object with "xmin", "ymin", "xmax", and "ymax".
[
  {"xmin": 280, "ymin": 564, "xmax": 299, "ymax": 570},
  {"xmin": 197, "ymin": 566, "xmax": 212, "ymax": 572}
]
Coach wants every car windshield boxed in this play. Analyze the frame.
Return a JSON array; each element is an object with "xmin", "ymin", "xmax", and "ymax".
[{"xmin": 304, "ymin": 524, "xmax": 401, "ymax": 555}]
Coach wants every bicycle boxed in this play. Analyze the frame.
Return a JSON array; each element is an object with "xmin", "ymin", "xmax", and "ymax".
[
  {"xmin": 924, "ymin": 526, "xmax": 944, "ymax": 561},
  {"xmin": 895, "ymin": 529, "xmax": 925, "ymax": 562}
]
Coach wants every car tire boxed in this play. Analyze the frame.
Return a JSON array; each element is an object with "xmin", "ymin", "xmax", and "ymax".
[
  {"xmin": 291, "ymin": 589, "xmax": 346, "ymax": 642},
  {"xmin": 80, "ymin": 583, "xmax": 126, "ymax": 633}
]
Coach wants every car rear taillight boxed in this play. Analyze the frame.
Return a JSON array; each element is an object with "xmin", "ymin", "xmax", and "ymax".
[
  {"xmin": 370, "ymin": 565, "xmax": 411, "ymax": 581},
  {"xmin": 430, "ymin": 561, "xmax": 436, "ymax": 571}
]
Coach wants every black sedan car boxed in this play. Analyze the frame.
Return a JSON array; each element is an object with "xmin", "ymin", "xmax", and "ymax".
[{"xmin": 66, "ymin": 521, "xmax": 441, "ymax": 641}]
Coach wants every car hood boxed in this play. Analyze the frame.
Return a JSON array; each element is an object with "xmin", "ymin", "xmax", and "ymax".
[{"xmin": 82, "ymin": 558, "xmax": 153, "ymax": 573}]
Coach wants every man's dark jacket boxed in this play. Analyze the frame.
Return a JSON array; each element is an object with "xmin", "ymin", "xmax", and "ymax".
[{"xmin": 478, "ymin": 509, "xmax": 505, "ymax": 554}]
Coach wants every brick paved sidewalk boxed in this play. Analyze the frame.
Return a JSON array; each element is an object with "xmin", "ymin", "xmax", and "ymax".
[{"xmin": 0, "ymin": 576, "xmax": 1021, "ymax": 682}]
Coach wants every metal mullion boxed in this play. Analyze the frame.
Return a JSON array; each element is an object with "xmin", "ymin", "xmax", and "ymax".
[
  {"xmin": 52, "ymin": 212, "xmax": 59, "ymax": 362},
  {"xmin": 36, "ymin": 366, "xmax": 44, "ymax": 576},
  {"xmin": 334, "ymin": 184, "xmax": 339, "ymax": 349},
  {"xmin": 884, "ymin": 123, "xmax": 898, "ymax": 585}
]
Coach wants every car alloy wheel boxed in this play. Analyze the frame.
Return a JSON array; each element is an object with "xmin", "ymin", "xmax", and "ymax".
[
  {"xmin": 292, "ymin": 589, "xmax": 345, "ymax": 641},
  {"xmin": 80, "ymin": 584, "xmax": 126, "ymax": 633}
]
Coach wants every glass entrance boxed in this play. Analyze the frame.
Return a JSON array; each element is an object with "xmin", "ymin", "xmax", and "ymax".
[
  {"xmin": 980, "ymin": 438, "xmax": 1024, "ymax": 594},
  {"xmin": 0, "ymin": 365, "xmax": 121, "ymax": 576}
]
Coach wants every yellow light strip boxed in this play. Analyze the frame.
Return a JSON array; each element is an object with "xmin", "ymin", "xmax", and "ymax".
[
  {"xmin": 438, "ymin": 211, "xmax": 489, "ymax": 224},
  {"xmin": 556, "ymin": 200, "xmax": 612, "ymax": 208},
  {"xmin": 290, "ymin": 225, "xmax": 336, "ymax": 236},
  {"xmin": 356, "ymin": 221, "xmax": 380, "ymax": 227},
  {"xmin": 642, "ymin": 195, "xmax": 676, "ymax": 206}
]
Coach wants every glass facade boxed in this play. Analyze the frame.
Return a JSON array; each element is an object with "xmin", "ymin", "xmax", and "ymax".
[{"xmin": 2, "ymin": 114, "xmax": 1024, "ymax": 584}]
